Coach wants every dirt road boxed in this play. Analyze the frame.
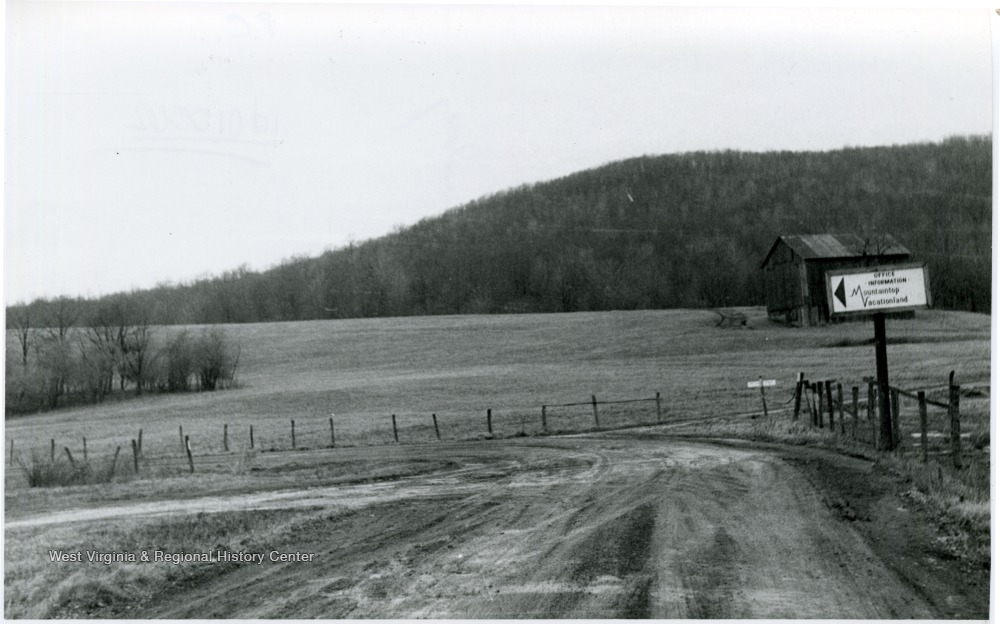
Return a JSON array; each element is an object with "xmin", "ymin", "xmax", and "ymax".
[{"xmin": 10, "ymin": 433, "xmax": 986, "ymax": 618}]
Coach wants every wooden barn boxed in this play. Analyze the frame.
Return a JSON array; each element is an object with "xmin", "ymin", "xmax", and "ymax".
[{"xmin": 760, "ymin": 234, "xmax": 912, "ymax": 326}]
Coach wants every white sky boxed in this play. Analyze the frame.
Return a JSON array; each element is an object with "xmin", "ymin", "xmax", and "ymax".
[{"xmin": 3, "ymin": 3, "xmax": 995, "ymax": 305}]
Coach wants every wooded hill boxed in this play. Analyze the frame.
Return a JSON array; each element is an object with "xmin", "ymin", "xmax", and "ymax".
[{"xmin": 10, "ymin": 135, "xmax": 992, "ymax": 327}]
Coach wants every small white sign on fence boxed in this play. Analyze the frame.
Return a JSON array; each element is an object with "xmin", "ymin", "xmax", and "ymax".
[{"xmin": 747, "ymin": 379, "xmax": 777, "ymax": 388}]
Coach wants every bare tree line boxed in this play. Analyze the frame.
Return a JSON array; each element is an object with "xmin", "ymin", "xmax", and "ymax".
[{"xmin": 6, "ymin": 296, "xmax": 240, "ymax": 416}]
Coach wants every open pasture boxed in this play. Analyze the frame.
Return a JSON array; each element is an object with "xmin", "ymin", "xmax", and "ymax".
[
  {"xmin": 6, "ymin": 308, "xmax": 990, "ymax": 476},
  {"xmin": 4, "ymin": 307, "xmax": 991, "ymax": 619}
]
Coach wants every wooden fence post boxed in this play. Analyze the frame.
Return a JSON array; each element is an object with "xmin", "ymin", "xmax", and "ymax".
[
  {"xmin": 824, "ymin": 380, "xmax": 835, "ymax": 429},
  {"xmin": 793, "ymin": 373, "xmax": 804, "ymax": 421},
  {"xmin": 817, "ymin": 383, "xmax": 824, "ymax": 429},
  {"xmin": 802, "ymin": 379, "xmax": 816, "ymax": 426},
  {"xmin": 918, "ymin": 390, "xmax": 928, "ymax": 464},
  {"xmin": 591, "ymin": 394, "xmax": 600, "ymax": 428},
  {"xmin": 808, "ymin": 382, "xmax": 818, "ymax": 426},
  {"xmin": 185, "ymin": 436, "xmax": 194, "ymax": 473},
  {"xmin": 250, "ymin": 425, "xmax": 255, "ymax": 449},
  {"xmin": 487, "ymin": 409, "xmax": 493, "ymax": 435},
  {"xmin": 890, "ymin": 389, "xmax": 900, "ymax": 450},
  {"xmin": 50, "ymin": 438, "xmax": 55, "ymax": 463},
  {"xmin": 851, "ymin": 386, "xmax": 859, "ymax": 439},
  {"xmin": 542, "ymin": 405, "xmax": 548, "ymax": 432},
  {"xmin": 432, "ymin": 414, "xmax": 440, "ymax": 440},
  {"xmin": 8, "ymin": 439, "xmax": 13, "ymax": 466},
  {"xmin": 836, "ymin": 383, "xmax": 845, "ymax": 434},
  {"xmin": 392, "ymin": 414, "xmax": 399, "ymax": 443},
  {"xmin": 82, "ymin": 437, "xmax": 87, "ymax": 462},
  {"xmin": 759, "ymin": 376, "xmax": 769, "ymax": 419},
  {"xmin": 330, "ymin": 417, "xmax": 336, "ymax": 447},
  {"xmin": 130, "ymin": 439, "xmax": 139, "ymax": 473},
  {"xmin": 138, "ymin": 429, "xmax": 143, "ymax": 458},
  {"xmin": 179, "ymin": 425, "xmax": 185, "ymax": 453},
  {"xmin": 656, "ymin": 392, "xmax": 662, "ymax": 422},
  {"xmin": 223, "ymin": 424, "xmax": 229, "ymax": 452},
  {"xmin": 949, "ymin": 383, "xmax": 962, "ymax": 469},
  {"xmin": 867, "ymin": 381, "xmax": 876, "ymax": 448},
  {"xmin": 291, "ymin": 419, "xmax": 297, "ymax": 450},
  {"xmin": 110, "ymin": 446, "xmax": 121, "ymax": 476},
  {"xmin": 801, "ymin": 380, "xmax": 808, "ymax": 423},
  {"xmin": 64, "ymin": 447, "xmax": 76, "ymax": 468}
]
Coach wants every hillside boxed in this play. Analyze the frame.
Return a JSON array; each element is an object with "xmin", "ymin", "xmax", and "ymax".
[{"xmin": 9, "ymin": 135, "xmax": 992, "ymax": 326}]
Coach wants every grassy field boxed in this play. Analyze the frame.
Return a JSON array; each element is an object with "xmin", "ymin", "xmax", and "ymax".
[
  {"xmin": 5, "ymin": 307, "xmax": 990, "ymax": 471},
  {"xmin": 3, "ymin": 307, "xmax": 991, "ymax": 618}
]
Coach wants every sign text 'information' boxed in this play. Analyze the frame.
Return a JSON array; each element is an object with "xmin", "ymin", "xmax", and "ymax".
[{"xmin": 826, "ymin": 264, "xmax": 930, "ymax": 316}]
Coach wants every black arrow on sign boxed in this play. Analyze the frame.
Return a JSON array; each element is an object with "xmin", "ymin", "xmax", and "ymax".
[{"xmin": 834, "ymin": 278, "xmax": 846, "ymax": 308}]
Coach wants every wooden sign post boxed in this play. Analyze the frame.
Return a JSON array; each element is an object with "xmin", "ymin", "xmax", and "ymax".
[
  {"xmin": 873, "ymin": 312, "xmax": 893, "ymax": 449},
  {"xmin": 826, "ymin": 263, "xmax": 931, "ymax": 451},
  {"xmin": 747, "ymin": 377, "xmax": 776, "ymax": 418}
]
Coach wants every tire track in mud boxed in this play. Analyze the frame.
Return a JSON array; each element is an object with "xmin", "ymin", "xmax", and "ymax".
[
  {"xmin": 679, "ymin": 527, "xmax": 743, "ymax": 618},
  {"xmin": 570, "ymin": 502, "xmax": 657, "ymax": 617},
  {"xmin": 32, "ymin": 435, "xmax": 959, "ymax": 619}
]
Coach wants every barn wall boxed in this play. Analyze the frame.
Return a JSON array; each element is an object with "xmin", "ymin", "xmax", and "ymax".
[
  {"xmin": 761, "ymin": 239, "xmax": 912, "ymax": 326},
  {"xmin": 763, "ymin": 241, "xmax": 803, "ymax": 321}
]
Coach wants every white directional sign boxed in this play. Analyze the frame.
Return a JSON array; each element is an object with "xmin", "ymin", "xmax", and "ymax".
[
  {"xmin": 747, "ymin": 379, "xmax": 776, "ymax": 388},
  {"xmin": 826, "ymin": 263, "xmax": 930, "ymax": 316}
]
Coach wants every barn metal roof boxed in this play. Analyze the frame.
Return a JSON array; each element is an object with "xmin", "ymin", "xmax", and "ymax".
[{"xmin": 760, "ymin": 234, "xmax": 910, "ymax": 268}]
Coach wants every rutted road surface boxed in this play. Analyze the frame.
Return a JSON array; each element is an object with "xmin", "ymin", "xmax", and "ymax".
[{"xmin": 9, "ymin": 434, "xmax": 984, "ymax": 618}]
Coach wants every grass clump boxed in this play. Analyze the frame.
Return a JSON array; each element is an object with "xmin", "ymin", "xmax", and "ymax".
[
  {"xmin": 878, "ymin": 452, "xmax": 990, "ymax": 563},
  {"xmin": 5, "ymin": 508, "xmax": 322, "ymax": 618},
  {"xmin": 16, "ymin": 449, "xmax": 125, "ymax": 488},
  {"xmin": 965, "ymin": 425, "xmax": 989, "ymax": 450},
  {"xmin": 231, "ymin": 448, "xmax": 259, "ymax": 475}
]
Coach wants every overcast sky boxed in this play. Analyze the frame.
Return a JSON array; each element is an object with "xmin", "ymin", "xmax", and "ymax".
[{"xmin": 4, "ymin": 4, "xmax": 995, "ymax": 305}]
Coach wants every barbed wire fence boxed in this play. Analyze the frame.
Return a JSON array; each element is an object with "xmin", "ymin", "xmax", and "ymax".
[
  {"xmin": 787, "ymin": 370, "xmax": 989, "ymax": 468},
  {"xmin": 6, "ymin": 391, "xmax": 670, "ymax": 486},
  {"xmin": 7, "ymin": 370, "xmax": 988, "ymax": 489}
]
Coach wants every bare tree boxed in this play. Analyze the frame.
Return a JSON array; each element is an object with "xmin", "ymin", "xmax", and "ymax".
[
  {"xmin": 853, "ymin": 212, "xmax": 896, "ymax": 266},
  {"xmin": 37, "ymin": 298, "xmax": 81, "ymax": 409},
  {"xmin": 9, "ymin": 305, "xmax": 32, "ymax": 368},
  {"xmin": 195, "ymin": 327, "xmax": 240, "ymax": 391},
  {"xmin": 119, "ymin": 308, "xmax": 155, "ymax": 396},
  {"xmin": 83, "ymin": 295, "xmax": 157, "ymax": 396},
  {"xmin": 76, "ymin": 332, "xmax": 115, "ymax": 403},
  {"xmin": 43, "ymin": 297, "xmax": 80, "ymax": 341},
  {"xmin": 85, "ymin": 299, "xmax": 128, "ymax": 398},
  {"xmin": 7, "ymin": 305, "xmax": 34, "ymax": 409}
]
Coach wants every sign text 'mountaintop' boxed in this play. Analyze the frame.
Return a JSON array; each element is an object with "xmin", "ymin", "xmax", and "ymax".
[{"xmin": 826, "ymin": 264, "xmax": 930, "ymax": 316}]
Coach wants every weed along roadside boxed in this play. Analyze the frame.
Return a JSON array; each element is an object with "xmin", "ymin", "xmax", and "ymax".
[{"xmin": 3, "ymin": 308, "xmax": 989, "ymax": 619}]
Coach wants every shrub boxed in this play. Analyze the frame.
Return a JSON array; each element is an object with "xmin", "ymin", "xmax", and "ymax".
[
  {"xmin": 17, "ymin": 449, "xmax": 124, "ymax": 488},
  {"xmin": 162, "ymin": 330, "xmax": 196, "ymax": 392},
  {"xmin": 194, "ymin": 327, "xmax": 240, "ymax": 391}
]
